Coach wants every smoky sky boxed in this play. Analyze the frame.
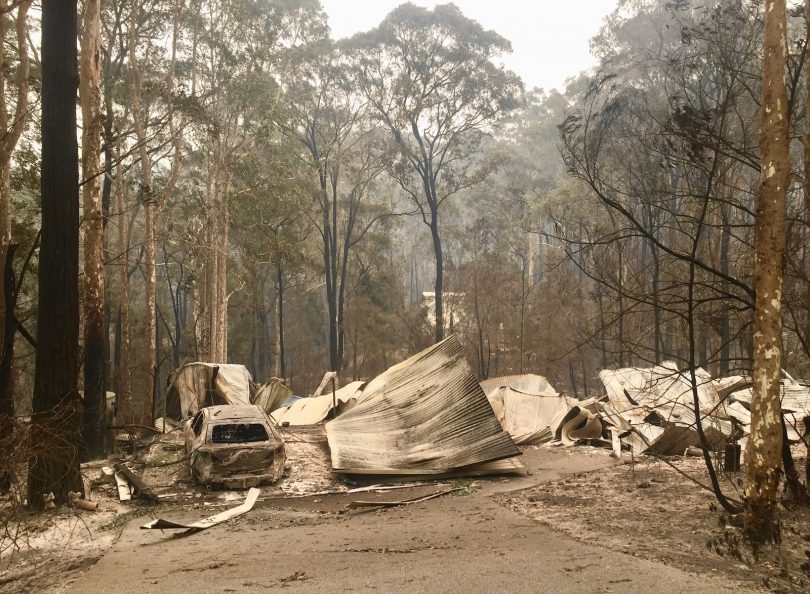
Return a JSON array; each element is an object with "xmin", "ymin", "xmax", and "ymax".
[{"xmin": 320, "ymin": 0, "xmax": 621, "ymax": 92}]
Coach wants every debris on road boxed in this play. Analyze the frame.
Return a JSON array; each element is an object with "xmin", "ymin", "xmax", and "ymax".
[
  {"xmin": 347, "ymin": 487, "xmax": 463, "ymax": 510},
  {"xmin": 113, "ymin": 463, "xmax": 158, "ymax": 503},
  {"xmin": 141, "ymin": 487, "xmax": 261, "ymax": 535}
]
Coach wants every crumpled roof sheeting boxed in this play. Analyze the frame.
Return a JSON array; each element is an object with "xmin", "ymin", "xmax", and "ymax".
[
  {"xmin": 713, "ymin": 375, "xmax": 751, "ymax": 399},
  {"xmin": 165, "ymin": 363, "xmax": 253, "ymax": 419},
  {"xmin": 252, "ymin": 378, "xmax": 292, "ymax": 415},
  {"xmin": 480, "ymin": 374, "xmax": 574, "ymax": 445},
  {"xmin": 271, "ymin": 381, "xmax": 366, "ymax": 426},
  {"xmin": 630, "ymin": 423, "xmax": 719, "ymax": 455},
  {"xmin": 600, "ymin": 363, "xmax": 719, "ymax": 418},
  {"xmin": 729, "ymin": 381, "xmax": 810, "ymax": 441},
  {"xmin": 479, "ymin": 374, "xmax": 557, "ymax": 398},
  {"xmin": 599, "ymin": 364, "xmax": 731, "ymax": 455},
  {"xmin": 495, "ymin": 389, "xmax": 574, "ymax": 444},
  {"xmin": 325, "ymin": 336, "xmax": 520, "ymax": 475},
  {"xmin": 555, "ymin": 398, "xmax": 605, "ymax": 446}
]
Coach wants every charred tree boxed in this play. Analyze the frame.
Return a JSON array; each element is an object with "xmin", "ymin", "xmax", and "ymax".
[
  {"xmin": 275, "ymin": 262, "xmax": 286, "ymax": 379},
  {"xmin": 0, "ymin": 1, "xmax": 30, "ymax": 466},
  {"xmin": 27, "ymin": 0, "xmax": 83, "ymax": 509}
]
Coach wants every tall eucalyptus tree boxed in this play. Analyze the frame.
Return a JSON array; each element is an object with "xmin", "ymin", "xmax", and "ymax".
[{"xmin": 345, "ymin": 3, "xmax": 521, "ymax": 342}]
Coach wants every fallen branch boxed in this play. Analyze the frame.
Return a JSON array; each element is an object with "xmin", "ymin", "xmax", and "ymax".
[
  {"xmin": 347, "ymin": 487, "xmax": 462, "ymax": 510},
  {"xmin": 109, "ymin": 424, "xmax": 161, "ymax": 435}
]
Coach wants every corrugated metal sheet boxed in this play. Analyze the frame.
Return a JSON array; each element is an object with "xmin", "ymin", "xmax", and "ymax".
[
  {"xmin": 479, "ymin": 374, "xmax": 556, "ymax": 398},
  {"xmin": 554, "ymin": 398, "xmax": 604, "ymax": 446},
  {"xmin": 325, "ymin": 336, "xmax": 520, "ymax": 475},
  {"xmin": 599, "ymin": 364, "xmax": 731, "ymax": 455},
  {"xmin": 165, "ymin": 363, "xmax": 253, "ymax": 419},
  {"xmin": 479, "ymin": 374, "xmax": 571, "ymax": 445},
  {"xmin": 600, "ymin": 363, "xmax": 718, "ymax": 416},
  {"xmin": 729, "ymin": 381, "xmax": 810, "ymax": 441},
  {"xmin": 271, "ymin": 381, "xmax": 366, "ymax": 426},
  {"xmin": 489, "ymin": 387, "xmax": 575, "ymax": 445},
  {"xmin": 252, "ymin": 378, "xmax": 291, "ymax": 414}
]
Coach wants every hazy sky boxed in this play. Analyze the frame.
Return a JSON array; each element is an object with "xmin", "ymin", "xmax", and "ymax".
[{"xmin": 319, "ymin": 0, "xmax": 621, "ymax": 92}]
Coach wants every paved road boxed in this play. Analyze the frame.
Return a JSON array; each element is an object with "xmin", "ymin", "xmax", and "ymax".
[{"xmin": 65, "ymin": 448, "xmax": 756, "ymax": 594}]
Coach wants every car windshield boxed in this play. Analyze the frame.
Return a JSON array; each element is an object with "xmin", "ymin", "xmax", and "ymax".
[{"xmin": 211, "ymin": 423, "xmax": 269, "ymax": 444}]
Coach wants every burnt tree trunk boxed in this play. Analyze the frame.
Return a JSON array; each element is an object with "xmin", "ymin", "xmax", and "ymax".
[
  {"xmin": 0, "ymin": 243, "xmax": 18, "ymax": 492},
  {"xmin": 429, "ymin": 207, "xmax": 444, "ymax": 343},
  {"xmin": 804, "ymin": 0, "xmax": 810, "ymax": 362},
  {"xmin": 115, "ymin": 173, "xmax": 133, "ymax": 423},
  {"xmin": 719, "ymin": 208, "xmax": 731, "ymax": 374},
  {"xmin": 27, "ymin": 0, "xmax": 83, "ymax": 509},
  {"xmin": 275, "ymin": 262, "xmax": 286, "ymax": 379}
]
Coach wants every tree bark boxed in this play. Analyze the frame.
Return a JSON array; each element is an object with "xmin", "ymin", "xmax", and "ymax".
[
  {"xmin": 617, "ymin": 245, "xmax": 625, "ymax": 367},
  {"xmin": 0, "ymin": 0, "xmax": 30, "ymax": 441},
  {"xmin": 115, "ymin": 172, "xmax": 133, "ymax": 424},
  {"xmin": 80, "ymin": 0, "xmax": 105, "ymax": 459},
  {"xmin": 203, "ymin": 130, "xmax": 229, "ymax": 363},
  {"xmin": 744, "ymin": 0, "xmax": 789, "ymax": 544},
  {"xmin": 28, "ymin": 0, "xmax": 84, "ymax": 509},
  {"xmin": 275, "ymin": 262, "xmax": 286, "ymax": 378},
  {"xmin": 719, "ymin": 208, "xmax": 731, "ymax": 374},
  {"xmin": 430, "ymin": 211, "xmax": 444, "ymax": 343},
  {"xmin": 803, "ymin": 0, "xmax": 810, "ymax": 373},
  {"xmin": 0, "ymin": 243, "xmax": 18, "ymax": 492},
  {"xmin": 128, "ymin": 3, "xmax": 156, "ymax": 424}
]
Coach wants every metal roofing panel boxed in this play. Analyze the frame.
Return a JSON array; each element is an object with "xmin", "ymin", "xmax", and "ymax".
[{"xmin": 325, "ymin": 336, "xmax": 520, "ymax": 475}]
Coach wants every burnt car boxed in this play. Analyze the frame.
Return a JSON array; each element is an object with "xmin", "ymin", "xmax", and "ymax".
[{"xmin": 185, "ymin": 404, "xmax": 286, "ymax": 489}]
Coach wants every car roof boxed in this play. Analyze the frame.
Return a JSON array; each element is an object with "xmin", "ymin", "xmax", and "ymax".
[{"xmin": 202, "ymin": 404, "xmax": 267, "ymax": 421}]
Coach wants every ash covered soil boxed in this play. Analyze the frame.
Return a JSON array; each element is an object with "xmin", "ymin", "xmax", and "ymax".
[{"xmin": 498, "ymin": 450, "xmax": 810, "ymax": 593}]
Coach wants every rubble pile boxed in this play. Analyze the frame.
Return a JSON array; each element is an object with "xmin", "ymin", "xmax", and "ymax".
[
  {"xmin": 102, "ymin": 340, "xmax": 810, "ymax": 513},
  {"xmin": 479, "ymin": 361, "xmax": 809, "ymax": 461}
]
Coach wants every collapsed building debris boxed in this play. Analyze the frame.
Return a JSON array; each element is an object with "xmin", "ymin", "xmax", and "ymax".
[
  {"xmin": 721, "ymin": 377, "xmax": 810, "ymax": 442},
  {"xmin": 165, "ymin": 362, "xmax": 254, "ymax": 419},
  {"xmin": 114, "ymin": 463, "xmax": 159, "ymax": 503},
  {"xmin": 599, "ymin": 363, "xmax": 730, "ymax": 455},
  {"xmin": 116, "ymin": 345, "xmax": 806, "ymax": 508},
  {"xmin": 252, "ymin": 378, "xmax": 292, "ymax": 415},
  {"xmin": 68, "ymin": 491, "xmax": 99, "ymax": 511},
  {"xmin": 141, "ymin": 487, "xmax": 261, "ymax": 535},
  {"xmin": 479, "ymin": 374, "xmax": 575, "ymax": 445},
  {"xmin": 554, "ymin": 398, "xmax": 605, "ymax": 446},
  {"xmin": 477, "ymin": 362, "xmax": 757, "ymax": 459},
  {"xmin": 164, "ymin": 363, "xmax": 290, "ymax": 418},
  {"xmin": 271, "ymin": 381, "xmax": 366, "ymax": 426},
  {"xmin": 325, "ymin": 336, "xmax": 522, "ymax": 476}
]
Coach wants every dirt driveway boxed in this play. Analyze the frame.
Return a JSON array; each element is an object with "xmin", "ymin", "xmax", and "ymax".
[{"xmin": 61, "ymin": 447, "xmax": 756, "ymax": 594}]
